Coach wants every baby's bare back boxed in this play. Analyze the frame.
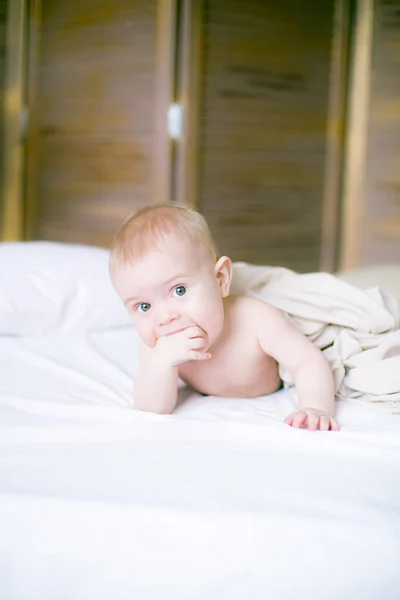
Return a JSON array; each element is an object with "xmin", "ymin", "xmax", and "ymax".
[{"xmin": 179, "ymin": 296, "xmax": 281, "ymax": 398}]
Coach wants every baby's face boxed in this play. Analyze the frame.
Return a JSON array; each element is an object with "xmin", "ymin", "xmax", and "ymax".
[{"xmin": 112, "ymin": 236, "xmax": 227, "ymax": 350}]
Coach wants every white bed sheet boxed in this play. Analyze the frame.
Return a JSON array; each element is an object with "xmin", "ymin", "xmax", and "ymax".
[{"xmin": 1, "ymin": 328, "xmax": 400, "ymax": 600}]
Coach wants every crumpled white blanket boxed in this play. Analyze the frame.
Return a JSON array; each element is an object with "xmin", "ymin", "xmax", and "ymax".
[{"xmin": 231, "ymin": 263, "xmax": 400, "ymax": 413}]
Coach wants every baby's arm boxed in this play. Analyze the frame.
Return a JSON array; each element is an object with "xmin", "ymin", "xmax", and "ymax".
[
  {"xmin": 134, "ymin": 327, "xmax": 210, "ymax": 414},
  {"xmin": 255, "ymin": 301, "xmax": 339, "ymax": 430},
  {"xmin": 134, "ymin": 343, "xmax": 179, "ymax": 414}
]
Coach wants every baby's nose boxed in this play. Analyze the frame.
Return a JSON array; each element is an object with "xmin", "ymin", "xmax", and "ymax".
[{"xmin": 158, "ymin": 309, "xmax": 179, "ymax": 327}]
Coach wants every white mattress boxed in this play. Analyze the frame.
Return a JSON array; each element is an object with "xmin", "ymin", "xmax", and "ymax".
[{"xmin": 1, "ymin": 328, "xmax": 400, "ymax": 600}]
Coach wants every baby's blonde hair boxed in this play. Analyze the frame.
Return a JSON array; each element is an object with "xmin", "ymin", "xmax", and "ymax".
[{"xmin": 110, "ymin": 204, "xmax": 219, "ymax": 272}]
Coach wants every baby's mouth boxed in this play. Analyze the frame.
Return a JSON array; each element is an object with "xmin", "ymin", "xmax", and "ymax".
[
  {"xmin": 163, "ymin": 326, "xmax": 191, "ymax": 337},
  {"xmin": 160, "ymin": 325, "xmax": 208, "ymax": 340}
]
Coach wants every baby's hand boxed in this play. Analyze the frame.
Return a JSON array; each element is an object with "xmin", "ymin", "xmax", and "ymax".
[
  {"xmin": 284, "ymin": 408, "xmax": 340, "ymax": 431},
  {"xmin": 154, "ymin": 326, "xmax": 211, "ymax": 367}
]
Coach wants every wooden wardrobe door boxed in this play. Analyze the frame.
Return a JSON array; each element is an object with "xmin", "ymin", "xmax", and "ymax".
[
  {"xmin": 197, "ymin": 0, "xmax": 336, "ymax": 271},
  {"xmin": 30, "ymin": 0, "xmax": 158, "ymax": 246},
  {"xmin": 360, "ymin": 0, "xmax": 400, "ymax": 265},
  {"xmin": 0, "ymin": 0, "xmax": 8, "ymax": 221}
]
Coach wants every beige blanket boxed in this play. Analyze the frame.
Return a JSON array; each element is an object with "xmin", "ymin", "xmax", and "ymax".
[{"xmin": 231, "ymin": 263, "xmax": 400, "ymax": 414}]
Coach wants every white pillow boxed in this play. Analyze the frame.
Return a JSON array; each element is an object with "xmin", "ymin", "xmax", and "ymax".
[{"xmin": 0, "ymin": 242, "xmax": 131, "ymax": 336}]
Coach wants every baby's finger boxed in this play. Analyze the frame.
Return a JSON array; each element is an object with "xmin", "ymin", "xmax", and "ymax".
[
  {"xmin": 330, "ymin": 418, "xmax": 340, "ymax": 431},
  {"xmin": 306, "ymin": 412, "xmax": 320, "ymax": 430},
  {"xmin": 319, "ymin": 415, "xmax": 330, "ymax": 431},
  {"xmin": 187, "ymin": 326, "xmax": 206, "ymax": 339},
  {"xmin": 283, "ymin": 413, "xmax": 294, "ymax": 426},
  {"xmin": 291, "ymin": 411, "xmax": 308, "ymax": 429},
  {"xmin": 189, "ymin": 337, "xmax": 207, "ymax": 350},
  {"xmin": 188, "ymin": 351, "xmax": 211, "ymax": 361}
]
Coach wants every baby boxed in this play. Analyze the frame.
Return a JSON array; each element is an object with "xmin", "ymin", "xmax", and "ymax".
[{"xmin": 110, "ymin": 204, "xmax": 339, "ymax": 431}]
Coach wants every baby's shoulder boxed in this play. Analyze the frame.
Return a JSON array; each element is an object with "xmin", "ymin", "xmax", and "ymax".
[
  {"xmin": 229, "ymin": 294, "xmax": 261, "ymax": 310},
  {"xmin": 230, "ymin": 296, "xmax": 286, "ymax": 328},
  {"xmin": 227, "ymin": 295, "xmax": 277, "ymax": 324}
]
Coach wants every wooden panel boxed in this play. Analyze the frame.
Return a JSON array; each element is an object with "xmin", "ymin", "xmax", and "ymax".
[
  {"xmin": 0, "ymin": 0, "xmax": 6, "ymax": 95},
  {"xmin": 320, "ymin": 0, "xmax": 352, "ymax": 272},
  {"xmin": 338, "ymin": 0, "xmax": 374, "ymax": 270},
  {"xmin": 0, "ymin": 0, "xmax": 26, "ymax": 241},
  {"xmin": 360, "ymin": 0, "xmax": 400, "ymax": 264},
  {"xmin": 0, "ymin": 0, "xmax": 7, "ymax": 214},
  {"xmin": 32, "ymin": 0, "xmax": 158, "ymax": 246},
  {"xmin": 198, "ymin": 0, "xmax": 335, "ymax": 272}
]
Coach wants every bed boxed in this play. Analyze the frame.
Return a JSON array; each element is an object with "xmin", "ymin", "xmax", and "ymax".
[{"xmin": 1, "ymin": 242, "xmax": 400, "ymax": 600}]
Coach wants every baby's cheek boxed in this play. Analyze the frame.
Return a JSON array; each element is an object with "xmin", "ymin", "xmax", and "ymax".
[
  {"xmin": 201, "ymin": 307, "xmax": 224, "ymax": 344},
  {"xmin": 132, "ymin": 321, "xmax": 157, "ymax": 348}
]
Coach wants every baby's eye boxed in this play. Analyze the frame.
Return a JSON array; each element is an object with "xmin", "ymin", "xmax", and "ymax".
[
  {"xmin": 137, "ymin": 302, "xmax": 151, "ymax": 313},
  {"xmin": 173, "ymin": 285, "xmax": 187, "ymax": 297}
]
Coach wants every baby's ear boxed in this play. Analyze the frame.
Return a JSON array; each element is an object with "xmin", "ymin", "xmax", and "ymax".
[{"xmin": 214, "ymin": 256, "xmax": 232, "ymax": 297}]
